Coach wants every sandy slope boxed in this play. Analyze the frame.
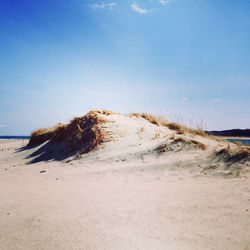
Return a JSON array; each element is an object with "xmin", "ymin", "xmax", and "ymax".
[{"xmin": 0, "ymin": 113, "xmax": 250, "ymax": 249}]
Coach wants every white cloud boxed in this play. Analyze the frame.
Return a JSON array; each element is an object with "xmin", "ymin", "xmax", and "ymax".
[
  {"xmin": 150, "ymin": 0, "xmax": 172, "ymax": 5},
  {"xmin": 0, "ymin": 124, "xmax": 5, "ymax": 128},
  {"xmin": 212, "ymin": 98, "xmax": 220, "ymax": 103},
  {"xmin": 89, "ymin": 2, "xmax": 116, "ymax": 10},
  {"xmin": 158, "ymin": 0, "xmax": 171, "ymax": 5},
  {"xmin": 130, "ymin": 3, "xmax": 151, "ymax": 14},
  {"xmin": 181, "ymin": 97, "xmax": 189, "ymax": 102}
]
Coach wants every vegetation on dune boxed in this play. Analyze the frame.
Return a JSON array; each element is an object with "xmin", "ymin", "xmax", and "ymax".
[
  {"xmin": 172, "ymin": 137, "xmax": 207, "ymax": 150},
  {"xmin": 129, "ymin": 113, "xmax": 168, "ymax": 126},
  {"xmin": 91, "ymin": 109, "xmax": 116, "ymax": 116},
  {"xmin": 215, "ymin": 146, "xmax": 250, "ymax": 163},
  {"xmin": 156, "ymin": 137, "xmax": 207, "ymax": 154},
  {"xmin": 129, "ymin": 112, "xmax": 208, "ymax": 137},
  {"xmin": 28, "ymin": 110, "xmax": 108, "ymax": 153},
  {"xmin": 30, "ymin": 110, "xmax": 210, "ymax": 151},
  {"xmin": 29, "ymin": 127, "xmax": 57, "ymax": 147},
  {"xmin": 28, "ymin": 109, "xmax": 249, "ymax": 167},
  {"xmin": 30, "ymin": 109, "xmax": 247, "ymax": 155},
  {"xmin": 30, "ymin": 110, "xmax": 210, "ymax": 154}
]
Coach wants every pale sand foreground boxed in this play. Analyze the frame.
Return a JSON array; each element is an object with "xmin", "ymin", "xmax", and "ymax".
[{"xmin": 0, "ymin": 139, "xmax": 250, "ymax": 250}]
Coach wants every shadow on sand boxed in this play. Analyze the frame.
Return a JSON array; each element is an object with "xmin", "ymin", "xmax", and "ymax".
[{"xmin": 16, "ymin": 141, "xmax": 75, "ymax": 164}]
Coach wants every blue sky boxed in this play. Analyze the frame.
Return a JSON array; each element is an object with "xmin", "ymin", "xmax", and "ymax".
[{"xmin": 0, "ymin": 0, "xmax": 250, "ymax": 134}]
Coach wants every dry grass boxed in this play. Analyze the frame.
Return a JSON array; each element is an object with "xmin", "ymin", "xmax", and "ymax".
[
  {"xmin": 156, "ymin": 144, "xmax": 170, "ymax": 154},
  {"xmin": 129, "ymin": 112, "xmax": 207, "ymax": 137},
  {"xmin": 28, "ymin": 127, "xmax": 58, "ymax": 147},
  {"xmin": 91, "ymin": 109, "xmax": 116, "ymax": 115},
  {"xmin": 50, "ymin": 124, "xmax": 68, "ymax": 143},
  {"xmin": 167, "ymin": 122, "xmax": 185, "ymax": 134},
  {"xmin": 172, "ymin": 138, "xmax": 207, "ymax": 150},
  {"xmin": 215, "ymin": 146, "xmax": 250, "ymax": 163},
  {"xmin": 156, "ymin": 137, "xmax": 207, "ymax": 154},
  {"xmin": 129, "ymin": 113, "xmax": 161, "ymax": 125},
  {"xmin": 129, "ymin": 113, "xmax": 169, "ymax": 126},
  {"xmin": 63, "ymin": 112, "xmax": 107, "ymax": 152},
  {"xmin": 190, "ymin": 139, "xmax": 207, "ymax": 150},
  {"xmin": 153, "ymin": 133, "xmax": 160, "ymax": 140},
  {"xmin": 28, "ymin": 110, "xmax": 108, "ymax": 153},
  {"xmin": 166, "ymin": 122, "xmax": 207, "ymax": 136},
  {"xmin": 231, "ymin": 149, "xmax": 250, "ymax": 162}
]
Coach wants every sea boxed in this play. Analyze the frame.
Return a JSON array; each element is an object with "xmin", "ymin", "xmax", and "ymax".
[
  {"xmin": 0, "ymin": 136, "xmax": 30, "ymax": 140},
  {"xmin": 226, "ymin": 138, "xmax": 250, "ymax": 145}
]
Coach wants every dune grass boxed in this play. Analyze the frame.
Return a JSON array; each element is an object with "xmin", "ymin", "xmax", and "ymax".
[
  {"xmin": 216, "ymin": 146, "xmax": 250, "ymax": 163},
  {"xmin": 28, "ymin": 110, "xmax": 108, "ymax": 153},
  {"xmin": 92, "ymin": 109, "xmax": 116, "ymax": 115},
  {"xmin": 172, "ymin": 137, "xmax": 207, "ymax": 150},
  {"xmin": 28, "ymin": 127, "xmax": 58, "ymax": 146},
  {"xmin": 28, "ymin": 109, "xmax": 249, "ymax": 162},
  {"xmin": 130, "ymin": 112, "xmax": 207, "ymax": 137}
]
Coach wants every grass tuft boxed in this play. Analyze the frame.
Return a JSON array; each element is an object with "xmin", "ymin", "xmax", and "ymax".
[
  {"xmin": 28, "ymin": 111, "xmax": 108, "ymax": 153},
  {"xmin": 91, "ymin": 109, "xmax": 116, "ymax": 115},
  {"xmin": 215, "ymin": 146, "xmax": 250, "ymax": 163},
  {"xmin": 129, "ymin": 113, "xmax": 168, "ymax": 126},
  {"xmin": 129, "ymin": 112, "xmax": 208, "ymax": 137}
]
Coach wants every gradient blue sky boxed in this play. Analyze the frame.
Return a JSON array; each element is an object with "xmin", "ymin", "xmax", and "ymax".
[{"xmin": 0, "ymin": 0, "xmax": 250, "ymax": 135}]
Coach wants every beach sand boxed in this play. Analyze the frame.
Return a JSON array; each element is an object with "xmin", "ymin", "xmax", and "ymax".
[{"xmin": 0, "ymin": 138, "xmax": 250, "ymax": 250}]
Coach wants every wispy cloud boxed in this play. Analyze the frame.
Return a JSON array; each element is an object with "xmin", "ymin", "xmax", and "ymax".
[
  {"xmin": 89, "ymin": 2, "xmax": 116, "ymax": 11},
  {"xmin": 150, "ymin": 0, "xmax": 172, "ymax": 5},
  {"xmin": 157, "ymin": 0, "xmax": 172, "ymax": 5},
  {"xmin": 181, "ymin": 97, "xmax": 189, "ymax": 102},
  {"xmin": 130, "ymin": 3, "xmax": 152, "ymax": 14},
  {"xmin": 212, "ymin": 98, "xmax": 220, "ymax": 103},
  {"xmin": 0, "ymin": 124, "xmax": 5, "ymax": 128}
]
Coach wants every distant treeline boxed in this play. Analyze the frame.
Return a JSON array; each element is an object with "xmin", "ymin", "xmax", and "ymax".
[
  {"xmin": 0, "ymin": 136, "xmax": 30, "ymax": 139},
  {"xmin": 207, "ymin": 129, "xmax": 250, "ymax": 137}
]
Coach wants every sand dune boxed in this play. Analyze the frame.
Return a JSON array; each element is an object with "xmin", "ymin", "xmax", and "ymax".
[
  {"xmin": 26, "ymin": 110, "xmax": 250, "ymax": 177},
  {"xmin": 0, "ymin": 110, "xmax": 250, "ymax": 249}
]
